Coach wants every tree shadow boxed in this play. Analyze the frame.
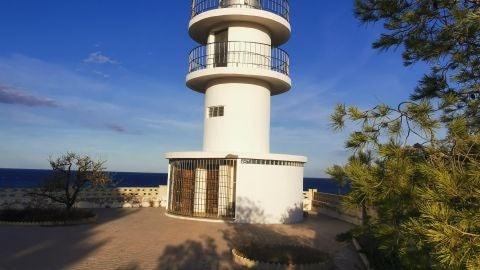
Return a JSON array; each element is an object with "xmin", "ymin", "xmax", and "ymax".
[
  {"xmin": 116, "ymin": 262, "xmax": 142, "ymax": 270},
  {"xmin": 154, "ymin": 200, "xmax": 315, "ymax": 270},
  {"xmin": 1, "ymin": 191, "xmax": 364, "ymax": 269},
  {"xmin": 154, "ymin": 197, "xmax": 364, "ymax": 269},
  {"xmin": 302, "ymin": 213, "xmax": 364, "ymax": 270},
  {"xmin": 223, "ymin": 199, "xmax": 310, "ymax": 248},
  {"xmin": 157, "ymin": 236, "xmax": 221, "ymax": 270},
  {"xmin": 234, "ymin": 197, "xmax": 268, "ymax": 224},
  {"xmin": 0, "ymin": 190, "xmax": 142, "ymax": 270}
]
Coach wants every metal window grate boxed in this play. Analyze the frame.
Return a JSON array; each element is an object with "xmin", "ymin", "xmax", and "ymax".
[
  {"xmin": 208, "ymin": 106, "xmax": 225, "ymax": 118},
  {"xmin": 168, "ymin": 159, "xmax": 236, "ymax": 220},
  {"xmin": 241, "ymin": 158, "xmax": 305, "ymax": 167}
]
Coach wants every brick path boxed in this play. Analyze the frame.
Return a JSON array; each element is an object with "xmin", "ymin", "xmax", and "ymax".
[{"xmin": 0, "ymin": 208, "xmax": 363, "ymax": 270}]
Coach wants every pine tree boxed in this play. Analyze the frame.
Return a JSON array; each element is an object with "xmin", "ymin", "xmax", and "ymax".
[
  {"xmin": 355, "ymin": 0, "xmax": 480, "ymax": 130},
  {"xmin": 325, "ymin": 165, "xmax": 349, "ymax": 195},
  {"xmin": 326, "ymin": 1, "xmax": 480, "ymax": 269}
]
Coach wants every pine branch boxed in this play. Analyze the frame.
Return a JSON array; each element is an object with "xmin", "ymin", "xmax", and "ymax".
[{"xmin": 445, "ymin": 223, "xmax": 480, "ymax": 237}]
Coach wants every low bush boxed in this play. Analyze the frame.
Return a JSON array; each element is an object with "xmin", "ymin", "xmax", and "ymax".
[
  {"xmin": 0, "ymin": 208, "xmax": 95, "ymax": 223},
  {"xmin": 234, "ymin": 244, "xmax": 332, "ymax": 265}
]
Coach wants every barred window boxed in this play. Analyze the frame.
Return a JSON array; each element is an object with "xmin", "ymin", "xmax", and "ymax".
[{"xmin": 208, "ymin": 106, "xmax": 224, "ymax": 118}]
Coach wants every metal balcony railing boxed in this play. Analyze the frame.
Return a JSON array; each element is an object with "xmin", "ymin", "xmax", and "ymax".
[
  {"xmin": 191, "ymin": 0, "xmax": 290, "ymax": 21},
  {"xmin": 188, "ymin": 41, "xmax": 290, "ymax": 76}
]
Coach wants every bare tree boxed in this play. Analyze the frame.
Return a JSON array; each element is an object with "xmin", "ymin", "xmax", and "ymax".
[{"xmin": 31, "ymin": 152, "xmax": 110, "ymax": 210}]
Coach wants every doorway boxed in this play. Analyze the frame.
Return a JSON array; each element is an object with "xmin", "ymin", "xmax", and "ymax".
[{"xmin": 214, "ymin": 29, "xmax": 228, "ymax": 67}]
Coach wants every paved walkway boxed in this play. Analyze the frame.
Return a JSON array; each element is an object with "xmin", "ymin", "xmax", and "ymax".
[{"xmin": 0, "ymin": 208, "xmax": 363, "ymax": 270}]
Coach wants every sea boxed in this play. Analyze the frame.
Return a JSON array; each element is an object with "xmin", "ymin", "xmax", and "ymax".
[{"xmin": 0, "ymin": 168, "xmax": 349, "ymax": 195}]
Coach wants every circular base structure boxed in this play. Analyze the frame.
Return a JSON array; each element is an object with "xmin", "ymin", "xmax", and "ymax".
[
  {"xmin": 165, "ymin": 152, "xmax": 306, "ymax": 224},
  {"xmin": 165, "ymin": 212, "xmax": 230, "ymax": 223}
]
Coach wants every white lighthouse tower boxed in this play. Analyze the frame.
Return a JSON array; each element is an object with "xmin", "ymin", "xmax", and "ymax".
[{"xmin": 166, "ymin": 0, "xmax": 307, "ymax": 224}]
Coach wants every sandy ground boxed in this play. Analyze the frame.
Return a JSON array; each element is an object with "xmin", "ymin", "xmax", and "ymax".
[{"xmin": 0, "ymin": 208, "xmax": 364, "ymax": 270}]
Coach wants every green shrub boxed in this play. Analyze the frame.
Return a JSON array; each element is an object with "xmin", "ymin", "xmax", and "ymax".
[{"xmin": 235, "ymin": 244, "xmax": 332, "ymax": 265}]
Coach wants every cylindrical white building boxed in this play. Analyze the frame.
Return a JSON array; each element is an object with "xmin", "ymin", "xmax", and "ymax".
[
  {"xmin": 166, "ymin": 0, "xmax": 307, "ymax": 224},
  {"xmin": 203, "ymin": 78, "xmax": 271, "ymax": 153}
]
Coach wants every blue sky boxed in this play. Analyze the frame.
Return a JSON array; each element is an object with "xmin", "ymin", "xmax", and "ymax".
[{"xmin": 0, "ymin": 1, "xmax": 427, "ymax": 176}]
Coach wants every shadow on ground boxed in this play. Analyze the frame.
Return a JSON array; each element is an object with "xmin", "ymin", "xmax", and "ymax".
[
  {"xmin": 155, "ymin": 200, "xmax": 363, "ymax": 270},
  {"xmin": 0, "ymin": 203, "xmax": 363, "ymax": 269},
  {"xmin": 0, "ymin": 208, "xmax": 141, "ymax": 270},
  {"xmin": 157, "ymin": 236, "xmax": 221, "ymax": 270}
]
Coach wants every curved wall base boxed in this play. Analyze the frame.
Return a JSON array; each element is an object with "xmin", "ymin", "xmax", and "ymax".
[
  {"xmin": 235, "ymin": 160, "xmax": 304, "ymax": 224},
  {"xmin": 165, "ymin": 152, "xmax": 306, "ymax": 224},
  {"xmin": 165, "ymin": 212, "xmax": 231, "ymax": 223}
]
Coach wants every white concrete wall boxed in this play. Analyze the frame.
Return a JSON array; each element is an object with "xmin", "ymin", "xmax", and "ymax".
[
  {"xmin": 235, "ymin": 162, "xmax": 304, "ymax": 224},
  {"xmin": 228, "ymin": 23, "xmax": 272, "ymax": 69},
  {"xmin": 228, "ymin": 22, "xmax": 271, "ymax": 44},
  {"xmin": 203, "ymin": 78, "xmax": 270, "ymax": 153},
  {"xmin": 201, "ymin": 22, "xmax": 273, "ymax": 154},
  {"xmin": 0, "ymin": 186, "xmax": 169, "ymax": 209},
  {"xmin": 203, "ymin": 23, "xmax": 272, "ymax": 77}
]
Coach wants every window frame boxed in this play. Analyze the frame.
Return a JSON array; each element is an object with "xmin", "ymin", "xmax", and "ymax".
[{"xmin": 208, "ymin": 105, "xmax": 225, "ymax": 118}]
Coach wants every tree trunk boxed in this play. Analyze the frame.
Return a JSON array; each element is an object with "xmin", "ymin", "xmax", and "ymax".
[
  {"xmin": 66, "ymin": 202, "xmax": 73, "ymax": 211},
  {"xmin": 361, "ymin": 201, "xmax": 368, "ymax": 226}
]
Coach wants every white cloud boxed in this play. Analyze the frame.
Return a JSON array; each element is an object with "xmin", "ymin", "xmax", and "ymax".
[
  {"xmin": 0, "ymin": 54, "xmax": 190, "ymax": 135},
  {"xmin": 0, "ymin": 85, "xmax": 59, "ymax": 107},
  {"xmin": 0, "ymin": 54, "xmax": 108, "ymax": 95},
  {"xmin": 140, "ymin": 117, "xmax": 202, "ymax": 131},
  {"xmin": 92, "ymin": 70, "xmax": 110, "ymax": 78},
  {"xmin": 0, "ymin": 53, "xmax": 385, "ymax": 176},
  {"xmin": 83, "ymin": 51, "xmax": 118, "ymax": 64}
]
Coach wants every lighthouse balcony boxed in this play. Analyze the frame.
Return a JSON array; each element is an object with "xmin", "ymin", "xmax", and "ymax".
[
  {"xmin": 189, "ymin": 0, "xmax": 290, "ymax": 46},
  {"xmin": 186, "ymin": 41, "xmax": 291, "ymax": 95}
]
